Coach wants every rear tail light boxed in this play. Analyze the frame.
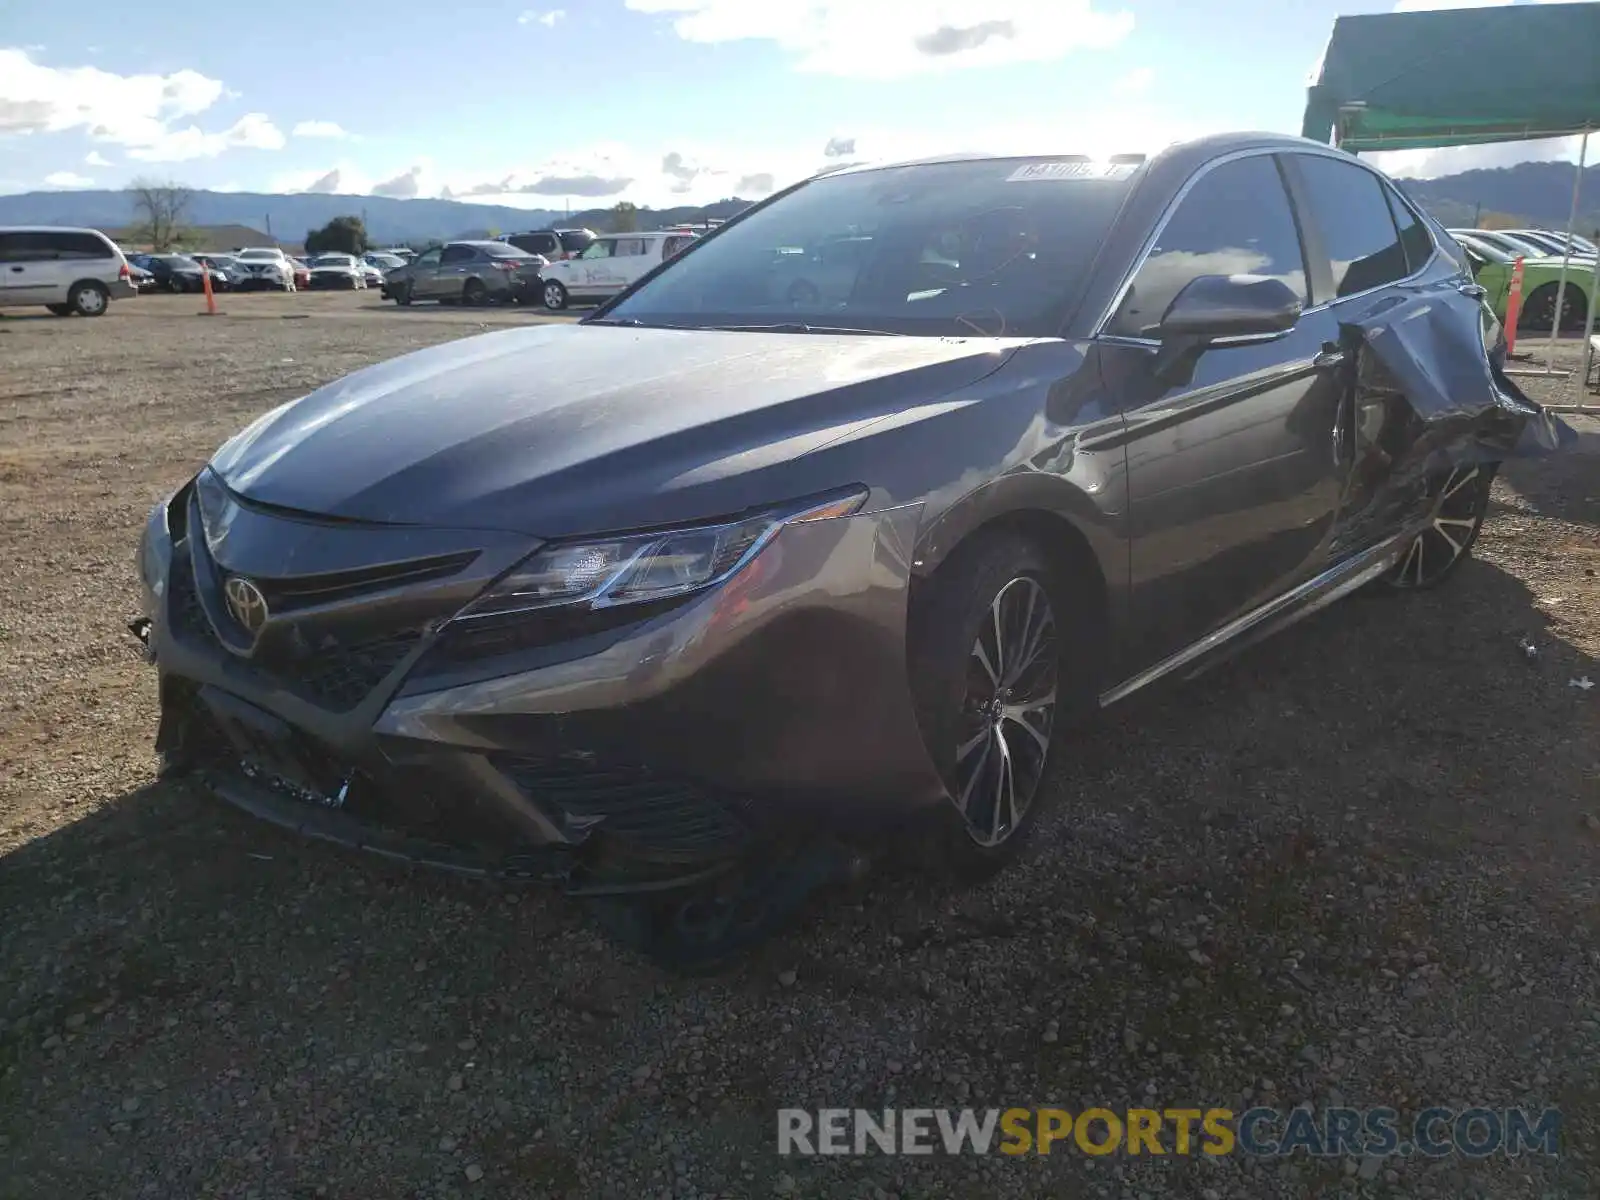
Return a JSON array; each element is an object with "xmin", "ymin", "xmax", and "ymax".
[{"xmin": 118, "ymin": 262, "xmax": 131, "ymax": 280}]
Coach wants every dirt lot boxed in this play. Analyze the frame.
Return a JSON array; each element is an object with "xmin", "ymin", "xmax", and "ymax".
[{"xmin": 1, "ymin": 291, "xmax": 1597, "ymax": 1199}]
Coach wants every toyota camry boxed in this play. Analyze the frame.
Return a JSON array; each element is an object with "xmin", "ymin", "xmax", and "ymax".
[{"xmin": 132, "ymin": 133, "xmax": 1571, "ymax": 967}]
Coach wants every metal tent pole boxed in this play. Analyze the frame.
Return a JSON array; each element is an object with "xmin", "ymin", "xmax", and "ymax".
[
  {"xmin": 1554, "ymin": 234, "xmax": 1600, "ymax": 413},
  {"xmin": 1541, "ymin": 128, "xmax": 1589, "ymax": 375}
]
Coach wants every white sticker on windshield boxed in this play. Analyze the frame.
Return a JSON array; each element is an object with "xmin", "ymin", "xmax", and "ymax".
[{"xmin": 1006, "ymin": 160, "xmax": 1138, "ymax": 182}]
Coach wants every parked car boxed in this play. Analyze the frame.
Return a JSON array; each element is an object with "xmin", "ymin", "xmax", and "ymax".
[
  {"xmin": 131, "ymin": 135, "xmax": 1572, "ymax": 966},
  {"xmin": 130, "ymin": 253, "xmax": 218, "ymax": 294},
  {"xmin": 363, "ymin": 251, "xmax": 406, "ymax": 276},
  {"xmin": 287, "ymin": 257, "xmax": 311, "ymax": 290},
  {"xmin": 384, "ymin": 240, "xmax": 543, "ymax": 305},
  {"xmin": 1453, "ymin": 236, "xmax": 1594, "ymax": 331},
  {"xmin": 0, "ymin": 226, "xmax": 136, "ymax": 315},
  {"xmin": 191, "ymin": 253, "xmax": 247, "ymax": 290},
  {"xmin": 1446, "ymin": 228, "xmax": 1554, "ymax": 261},
  {"xmin": 1499, "ymin": 228, "xmax": 1598, "ymax": 259},
  {"xmin": 305, "ymin": 253, "xmax": 367, "ymax": 290},
  {"xmin": 500, "ymin": 227, "xmax": 597, "ymax": 262},
  {"xmin": 536, "ymin": 230, "xmax": 697, "ymax": 309},
  {"xmin": 126, "ymin": 260, "xmax": 157, "ymax": 292},
  {"xmin": 232, "ymin": 247, "xmax": 297, "ymax": 291}
]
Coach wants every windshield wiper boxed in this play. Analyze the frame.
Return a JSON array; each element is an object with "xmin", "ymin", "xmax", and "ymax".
[{"xmin": 702, "ymin": 322, "xmax": 907, "ymax": 336}]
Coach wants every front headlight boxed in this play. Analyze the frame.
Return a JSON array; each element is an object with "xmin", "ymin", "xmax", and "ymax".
[
  {"xmin": 137, "ymin": 509, "xmax": 167, "ymax": 599},
  {"xmin": 455, "ymin": 488, "xmax": 867, "ymax": 622}
]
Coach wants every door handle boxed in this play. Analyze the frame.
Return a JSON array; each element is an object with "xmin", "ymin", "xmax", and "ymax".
[
  {"xmin": 8, "ymin": 266, "xmax": 22, "ymax": 273},
  {"xmin": 1312, "ymin": 347, "xmax": 1346, "ymax": 369},
  {"xmin": 1458, "ymin": 282, "xmax": 1487, "ymax": 299}
]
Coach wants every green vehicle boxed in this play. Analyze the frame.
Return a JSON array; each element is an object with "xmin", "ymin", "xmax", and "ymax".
[{"xmin": 1453, "ymin": 235, "xmax": 1594, "ymax": 333}]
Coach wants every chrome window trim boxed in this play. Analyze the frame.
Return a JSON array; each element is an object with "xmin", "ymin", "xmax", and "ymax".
[{"xmin": 1091, "ymin": 144, "xmax": 1441, "ymax": 344}]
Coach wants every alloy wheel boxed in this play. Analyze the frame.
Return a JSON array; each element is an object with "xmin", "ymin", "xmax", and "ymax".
[
  {"xmin": 76, "ymin": 287, "xmax": 106, "ymax": 315},
  {"xmin": 954, "ymin": 576, "xmax": 1058, "ymax": 847},
  {"xmin": 1387, "ymin": 464, "xmax": 1486, "ymax": 589}
]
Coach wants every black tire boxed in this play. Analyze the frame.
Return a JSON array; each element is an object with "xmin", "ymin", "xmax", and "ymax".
[
  {"xmin": 907, "ymin": 531, "xmax": 1085, "ymax": 880},
  {"xmin": 462, "ymin": 278, "xmax": 487, "ymax": 307},
  {"xmin": 394, "ymin": 282, "xmax": 412, "ymax": 306},
  {"xmin": 1378, "ymin": 462, "xmax": 1497, "ymax": 591},
  {"xmin": 165, "ymin": 276, "xmax": 185, "ymax": 294},
  {"xmin": 46, "ymin": 303, "xmax": 73, "ymax": 317},
  {"xmin": 541, "ymin": 280, "xmax": 569, "ymax": 311},
  {"xmin": 68, "ymin": 281, "xmax": 109, "ymax": 317},
  {"xmin": 1517, "ymin": 282, "xmax": 1587, "ymax": 334}
]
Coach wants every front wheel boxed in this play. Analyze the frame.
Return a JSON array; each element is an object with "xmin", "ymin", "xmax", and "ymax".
[
  {"xmin": 1380, "ymin": 462, "xmax": 1496, "ymax": 591},
  {"xmin": 541, "ymin": 280, "xmax": 569, "ymax": 311},
  {"xmin": 908, "ymin": 532, "xmax": 1074, "ymax": 878},
  {"xmin": 395, "ymin": 282, "xmax": 413, "ymax": 306}
]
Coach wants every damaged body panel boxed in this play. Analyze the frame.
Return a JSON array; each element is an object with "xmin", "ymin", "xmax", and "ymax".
[{"xmin": 133, "ymin": 133, "xmax": 1572, "ymax": 965}]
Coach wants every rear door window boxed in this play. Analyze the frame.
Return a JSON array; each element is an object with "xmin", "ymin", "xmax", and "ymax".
[
  {"xmin": 1383, "ymin": 187, "xmax": 1436, "ymax": 275},
  {"xmin": 1291, "ymin": 155, "xmax": 1412, "ymax": 299},
  {"xmin": 440, "ymin": 245, "xmax": 473, "ymax": 264},
  {"xmin": 52, "ymin": 231, "xmax": 113, "ymax": 259},
  {"xmin": 1106, "ymin": 154, "xmax": 1308, "ymax": 338}
]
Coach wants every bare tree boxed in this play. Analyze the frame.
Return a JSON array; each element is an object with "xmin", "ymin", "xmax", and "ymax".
[{"xmin": 128, "ymin": 178, "xmax": 194, "ymax": 251}]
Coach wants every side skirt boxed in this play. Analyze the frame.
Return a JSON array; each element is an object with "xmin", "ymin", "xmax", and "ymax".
[{"xmin": 1097, "ymin": 533, "xmax": 1410, "ymax": 709}]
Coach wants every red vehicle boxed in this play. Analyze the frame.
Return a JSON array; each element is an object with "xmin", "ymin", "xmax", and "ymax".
[{"xmin": 289, "ymin": 257, "xmax": 310, "ymax": 290}]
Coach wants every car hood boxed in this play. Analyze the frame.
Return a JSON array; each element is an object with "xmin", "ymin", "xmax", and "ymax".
[{"xmin": 210, "ymin": 323, "xmax": 1024, "ymax": 536}]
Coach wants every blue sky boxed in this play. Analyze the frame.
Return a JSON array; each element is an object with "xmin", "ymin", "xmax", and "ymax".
[{"xmin": 0, "ymin": 0, "xmax": 1584, "ymax": 207}]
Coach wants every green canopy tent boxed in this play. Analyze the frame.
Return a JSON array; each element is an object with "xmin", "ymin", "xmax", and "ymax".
[{"xmin": 1304, "ymin": 3, "xmax": 1600, "ymax": 399}]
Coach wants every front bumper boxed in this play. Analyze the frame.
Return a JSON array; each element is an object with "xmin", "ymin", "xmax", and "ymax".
[
  {"xmin": 136, "ymin": 479, "xmax": 944, "ymax": 887},
  {"xmin": 307, "ymin": 274, "xmax": 359, "ymax": 290}
]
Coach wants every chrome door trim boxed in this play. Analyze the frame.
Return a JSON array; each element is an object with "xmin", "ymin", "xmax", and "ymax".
[{"xmin": 1097, "ymin": 532, "xmax": 1407, "ymax": 708}]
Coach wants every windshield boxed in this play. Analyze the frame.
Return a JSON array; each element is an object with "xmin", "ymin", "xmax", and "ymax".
[
  {"xmin": 159, "ymin": 255, "xmax": 199, "ymax": 267},
  {"xmin": 600, "ymin": 157, "xmax": 1138, "ymax": 336},
  {"xmin": 310, "ymin": 255, "xmax": 352, "ymax": 267},
  {"xmin": 478, "ymin": 243, "xmax": 536, "ymax": 259},
  {"xmin": 237, "ymin": 249, "xmax": 279, "ymax": 260},
  {"xmin": 368, "ymin": 254, "xmax": 404, "ymax": 267}
]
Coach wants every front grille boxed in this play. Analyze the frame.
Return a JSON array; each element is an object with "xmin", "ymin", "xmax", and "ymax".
[
  {"xmin": 255, "ymin": 551, "xmax": 477, "ymax": 614},
  {"xmin": 499, "ymin": 754, "xmax": 749, "ymax": 858},
  {"xmin": 167, "ymin": 536, "xmax": 430, "ymax": 712},
  {"xmin": 283, "ymin": 629, "xmax": 427, "ymax": 711}
]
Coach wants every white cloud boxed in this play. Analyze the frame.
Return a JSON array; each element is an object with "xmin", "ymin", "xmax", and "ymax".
[
  {"xmin": 43, "ymin": 170, "xmax": 93, "ymax": 188},
  {"xmin": 372, "ymin": 163, "xmax": 435, "ymax": 198},
  {"xmin": 0, "ymin": 49, "xmax": 289, "ymax": 163},
  {"xmin": 624, "ymin": 0, "xmax": 1134, "ymax": 77},
  {"xmin": 272, "ymin": 162, "xmax": 375, "ymax": 195},
  {"xmin": 0, "ymin": 48, "xmax": 223, "ymax": 143},
  {"xmin": 292, "ymin": 119, "xmax": 348, "ymax": 138},
  {"xmin": 126, "ymin": 113, "xmax": 286, "ymax": 162},
  {"xmin": 518, "ymin": 9, "xmax": 565, "ymax": 25},
  {"xmin": 84, "ymin": 150, "xmax": 111, "ymax": 167},
  {"xmin": 1111, "ymin": 66, "xmax": 1153, "ymax": 96}
]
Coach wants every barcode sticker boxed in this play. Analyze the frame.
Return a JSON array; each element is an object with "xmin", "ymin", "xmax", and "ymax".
[{"xmin": 1006, "ymin": 160, "xmax": 1139, "ymax": 182}]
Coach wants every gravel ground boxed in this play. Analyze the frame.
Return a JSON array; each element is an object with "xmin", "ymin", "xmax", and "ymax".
[{"xmin": 1, "ymin": 293, "xmax": 1597, "ymax": 1199}]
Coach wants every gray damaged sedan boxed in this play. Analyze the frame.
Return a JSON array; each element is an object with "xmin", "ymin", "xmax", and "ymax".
[{"xmin": 132, "ymin": 134, "xmax": 1572, "ymax": 966}]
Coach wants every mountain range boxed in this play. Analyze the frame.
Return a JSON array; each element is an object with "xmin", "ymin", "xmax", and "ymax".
[
  {"xmin": 0, "ymin": 188, "xmax": 755, "ymax": 245},
  {"xmin": 1, "ymin": 158, "xmax": 1597, "ymax": 243}
]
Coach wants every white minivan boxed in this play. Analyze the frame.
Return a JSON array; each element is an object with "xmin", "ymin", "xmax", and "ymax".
[
  {"xmin": 536, "ymin": 230, "xmax": 697, "ymax": 310},
  {"xmin": 0, "ymin": 226, "xmax": 137, "ymax": 315}
]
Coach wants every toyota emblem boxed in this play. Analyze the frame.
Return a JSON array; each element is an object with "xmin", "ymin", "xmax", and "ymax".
[{"xmin": 224, "ymin": 575, "xmax": 270, "ymax": 637}]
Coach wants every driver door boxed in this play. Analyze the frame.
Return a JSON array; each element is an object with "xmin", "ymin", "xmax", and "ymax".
[{"xmin": 1099, "ymin": 151, "xmax": 1351, "ymax": 671}]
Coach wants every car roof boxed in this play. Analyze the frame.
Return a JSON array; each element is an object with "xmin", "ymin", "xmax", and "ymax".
[
  {"xmin": 0, "ymin": 225, "xmax": 115, "ymax": 236},
  {"xmin": 816, "ymin": 132, "xmax": 1336, "ymax": 182}
]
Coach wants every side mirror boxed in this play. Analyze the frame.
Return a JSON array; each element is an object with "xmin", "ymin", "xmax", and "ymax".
[
  {"xmin": 1158, "ymin": 273, "xmax": 1302, "ymax": 340},
  {"xmin": 1152, "ymin": 274, "xmax": 1302, "ymax": 385}
]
